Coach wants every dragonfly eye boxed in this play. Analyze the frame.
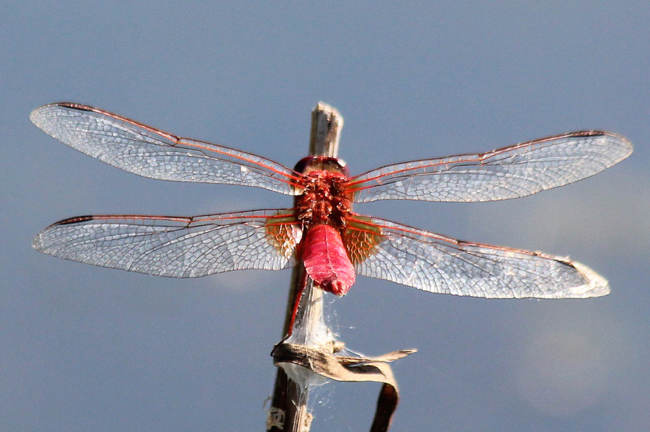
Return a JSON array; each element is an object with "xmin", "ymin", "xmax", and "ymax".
[
  {"xmin": 294, "ymin": 156, "xmax": 349, "ymax": 177},
  {"xmin": 293, "ymin": 157, "xmax": 314, "ymax": 173}
]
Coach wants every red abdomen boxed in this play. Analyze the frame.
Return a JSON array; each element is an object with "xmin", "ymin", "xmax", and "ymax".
[{"xmin": 302, "ymin": 224, "xmax": 356, "ymax": 296}]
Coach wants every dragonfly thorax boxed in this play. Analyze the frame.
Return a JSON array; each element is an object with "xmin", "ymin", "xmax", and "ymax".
[{"xmin": 295, "ymin": 169, "xmax": 352, "ymax": 230}]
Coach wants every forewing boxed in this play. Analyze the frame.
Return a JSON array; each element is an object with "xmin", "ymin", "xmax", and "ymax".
[
  {"xmin": 30, "ymin": 103, "xmax": 300, "ymax": 195},
  {"xmin": 33, "ymin": 210, "xmax": 302, "ymax": 278},
  {"xmin": 345, "ymin": 215, "xmax": 609, "ymax": 298},
  {"xmin": 347, "ymin": 131, "xmax": 633, "ymax": 203}
]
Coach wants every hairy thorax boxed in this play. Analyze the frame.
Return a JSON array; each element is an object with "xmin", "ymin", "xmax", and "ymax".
[{"xmin": 294, "ymin": 157, "xmax": 353, "ymax": 231}]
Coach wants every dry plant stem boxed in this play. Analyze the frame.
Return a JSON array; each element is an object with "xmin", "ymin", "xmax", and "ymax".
[{"xmin": 267, "ymin": 103, "xmax": 343, "ymax": 432}]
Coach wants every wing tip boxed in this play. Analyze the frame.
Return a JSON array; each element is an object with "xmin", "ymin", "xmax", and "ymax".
[
  {"xmin": 598, "ymin": 131, "xmax": 634, "ymax": 160},
  {"xmin": 29, "ymin": 105, "xmax": 46, "ymax": 128},
  {"xmin": 31, "ymin": 232, "xmax": 45, "ymax": 252},
  {"xmin": 567, "ymin": 261, "xmax": 611, "ymax": 298},
  {"xmin": 30, "ymin": 102, "xmax": 94, "ymax": 128},
  {"xmin": 563, "ymin": 130, "xmax": 633, "ymax": 164},
  {"xmin": 32, "ymin": 215, "xmax": 95, "ymax": 253}
]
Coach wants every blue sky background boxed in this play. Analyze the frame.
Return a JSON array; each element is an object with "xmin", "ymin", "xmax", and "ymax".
[{"xmin": 2, "ymin": 2, "xmax": 649, "ymax": 431}]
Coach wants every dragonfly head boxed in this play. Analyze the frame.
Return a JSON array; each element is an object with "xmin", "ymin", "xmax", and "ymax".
[{"xmin": 294, "ymin": 156, "xmax": 349, "ymax": 178}]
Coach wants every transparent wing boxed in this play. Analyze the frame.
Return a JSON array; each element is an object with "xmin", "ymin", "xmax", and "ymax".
[
  {"xmin": 30, "ymin": 103, "xmax": 301, "ymax": 195},
  {"xmin": 32, "ymin": 210, "xmax": 302, "ymax": 278},
  {"xmin": 347, "ymin": 131, "xmax": 633, "ymax": 203},
  {"xmin": 346, "ymin": 215, "xmax": 608, "ymax": 298}
]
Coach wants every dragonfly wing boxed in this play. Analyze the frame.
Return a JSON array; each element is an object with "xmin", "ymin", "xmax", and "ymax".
[
  {"xmin": 347, "ymin": 131, "xmax": 632, "ymax": 203},
  {"xmin": 346, "ymin": 215, "xmax": 609, "ymax": 298},
  {"xmin": 33, "ymin": 210, "xmax": 302, "ymax": 278},
  {"xmin": 30, "ymin": 103, "xmax": 300, "ymax": 195}
]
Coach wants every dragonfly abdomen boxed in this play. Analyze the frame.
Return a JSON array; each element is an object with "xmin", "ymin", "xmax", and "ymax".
[{"xmin": 302, "ymin": 224, "xmax": 356, "ymax": 296}]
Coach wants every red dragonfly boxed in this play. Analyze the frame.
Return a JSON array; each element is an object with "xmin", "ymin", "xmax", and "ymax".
[{"xmin": 31, "ymin": 103, "xmax": 632, "ymax": 300}]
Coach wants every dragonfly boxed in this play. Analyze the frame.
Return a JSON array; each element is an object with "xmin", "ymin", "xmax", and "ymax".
[{"xmin": 31, "ymin": 103, "xmax": 632, "ymax": 301}]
